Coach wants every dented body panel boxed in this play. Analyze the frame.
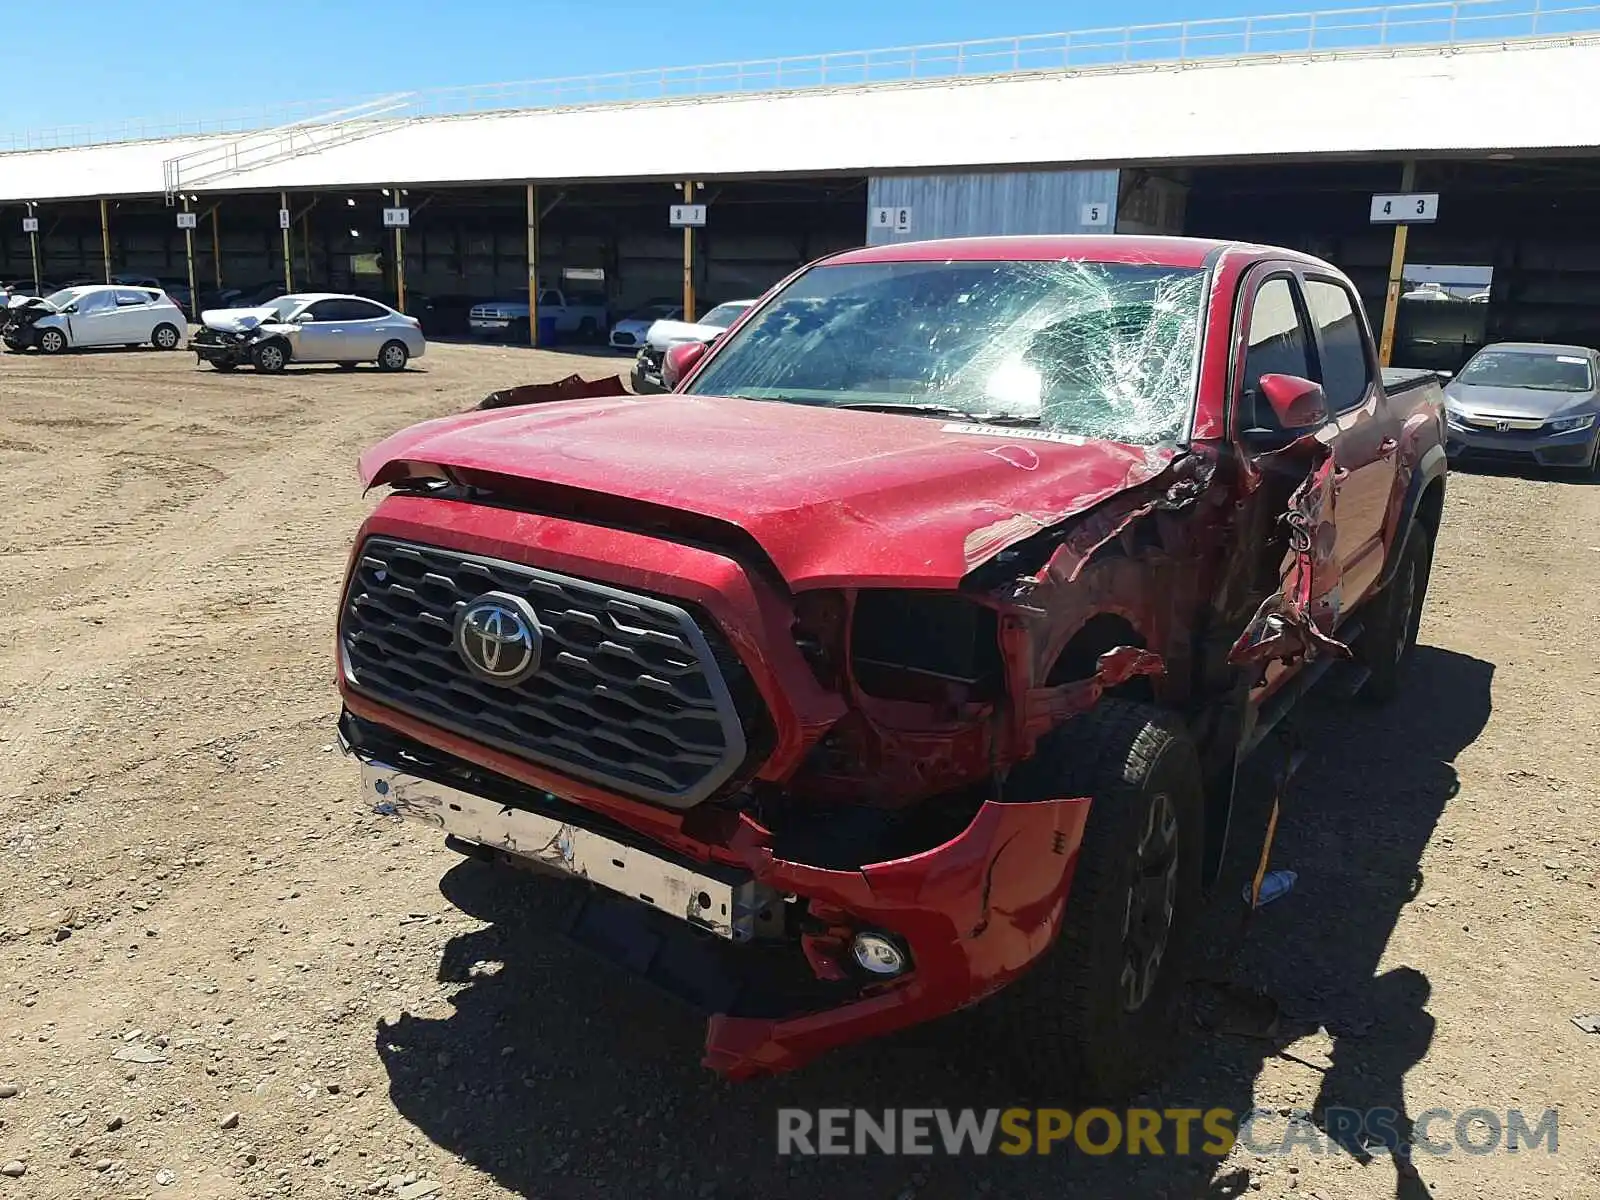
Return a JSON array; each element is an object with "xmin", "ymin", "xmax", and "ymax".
[{"xmin": 335, "ymin": 235, "xmax": 1447, "ymax": 1081}]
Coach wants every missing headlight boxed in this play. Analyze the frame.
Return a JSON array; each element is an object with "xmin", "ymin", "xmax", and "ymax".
[{"xmin": 850, "ymin": 591, "xmax": 1001, "ymax": 702}]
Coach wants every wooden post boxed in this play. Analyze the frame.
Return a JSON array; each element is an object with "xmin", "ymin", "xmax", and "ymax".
[
  {"xmin": 1377, "ymin": 160, "xmax": 1417, "ymax": 368},
  {"xmin": 183, "ymin": 197, "xmax": 197, "ymax": 330},
  {"xmin": 99, "ymin": 198, "xmax": 111, "ymax": 283},
  {"xmin": 280, "ymin": 191, "xmax": 293, "ymax": 292},
  {"xmin": 526, "ymin": 183, "xmax": 539, "ymax": 347},
  {"xmin": 211, "ymin": 205, "xmax": 223, "ymax": 291},
  {"xmin": 393, "ymin": 187, "xmax": 406, "ymax": 315},
  {"xmin": 28, "ymin": 207, "xmax": 41, "ymax": 293},
  {"xmin": 301, "ymin": 212, "xmax": 312, "ymax": 290},
  {"xmin": 682, "ymin": 180, "xmax": 696, "ymax": 323}
]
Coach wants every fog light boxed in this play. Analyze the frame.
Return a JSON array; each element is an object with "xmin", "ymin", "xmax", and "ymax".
[{"xmin": 851, "ymin": 932, "xmax": 908, "ymax": 977}]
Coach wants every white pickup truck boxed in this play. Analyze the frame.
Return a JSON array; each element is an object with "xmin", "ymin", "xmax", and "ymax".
[{"xmin": 467, "ymin": 288, "xmax": 608, "ymax": 342}]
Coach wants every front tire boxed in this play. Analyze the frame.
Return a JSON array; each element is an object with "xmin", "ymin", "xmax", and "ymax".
[
  {"xmin": 377, "ymin": 340, "xmax": 408, "ymax": 372},
  {"xmin": 38, "ymin": 328, "xmax": 67, "ymax": 354},
  {"xmin": 992, "ymin": 700, "xmax": 1205, "ymax": 1098},
  {"xmin": 1358, "ymin": 522, "xmax": 1432, "ymax": 704},
  {"xmin": 251, "ymin": 341, "xmax": 287, "ymax": 374},
  {"xmin": 151, "ymin": 323, "xmax": 181, "ymax": 351}
]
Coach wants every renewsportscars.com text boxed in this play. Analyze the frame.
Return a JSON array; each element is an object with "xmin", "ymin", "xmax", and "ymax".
[{"xmin": 776, "ymin": 1107, "xmax": 1559, "ymax": 1158}]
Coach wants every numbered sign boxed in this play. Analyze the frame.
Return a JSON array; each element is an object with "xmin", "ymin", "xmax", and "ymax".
[
  {"xmin": 21, "ymin": 217, "xmax": 38, "ymax": 234},
  {"xmin": 176, "ymin": 212, "xmax": 197, "ymax": 230},
  {"xmin": 1080, "ymin": 202, "xmax": 1112, "ymax": 227},
  {"xmin": 871, "ymin": 206, "xmax": 913, "ymax": 234},
  {"xmin": 382, "ymin": 207, "xmax": 411, "ymax": 228},
  {"xmin": 1370, "ymin": 193, "xmax": 1440, "ymax": 224},
  {"xmin": 279, "ymin": 208, "xmax": 291, "ymax": 230},
  {"xmin": 669, "ymin": 204, "xmax": 707, "ymax": 227}
]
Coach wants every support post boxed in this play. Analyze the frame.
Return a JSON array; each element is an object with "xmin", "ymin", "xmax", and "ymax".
[
  {"xmin": 302, "ymin": 213, "xmax": 312, "ymax": 289},
  {"xmin": 526, "ymin": 183, "xmax": 539, "ymax": 347},
  {"xmin": 183, "ymin": 197, "xmax": 197, "ymax": 330},
  {"xmin": 28, "ymin": 207, "xmax": 40, "ymax": 293},
  {"xmin": 211, "ymin": 205, "xmax": 222, "ymax": 291},
  {"xmin": 1377, "ymin": 160, "xmax": 1417, "ymax": 368},
  {"xmin": 280, "ymin": 191, "xmax": 293, "ymax": 292},
  {"xmin": 682, "ymin": 180, "xmax": 696, "ymax": 323},
  {"xmin": 393, "ymin": 186, "xmax": 406, "ymax": 314},
  {"xmin": 99, "ymin": 198, "xmax": 111, "ymax": 283}
]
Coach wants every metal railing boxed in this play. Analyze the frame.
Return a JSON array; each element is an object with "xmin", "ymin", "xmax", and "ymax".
[
  {"xmin": 161, "ymin": 95, "xmax": 413, "ymax": 197},
  {"xmin": 9, "ymin": 0, "xmax": 1600, "ymax": 155}
]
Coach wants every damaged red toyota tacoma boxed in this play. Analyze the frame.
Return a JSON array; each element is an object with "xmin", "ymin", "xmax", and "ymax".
[{"xmin": 335, "ymin": 236, "xmax": 1447, "ymax": 1092}]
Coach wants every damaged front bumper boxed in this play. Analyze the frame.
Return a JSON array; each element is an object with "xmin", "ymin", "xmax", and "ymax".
[
  {"xmin": 190, "ymin": 326, "xmax": 251, "ymax": 365},
  {"xmin": 341, "ymin": 715, "xmax": 1091, "ymax": 1080}
]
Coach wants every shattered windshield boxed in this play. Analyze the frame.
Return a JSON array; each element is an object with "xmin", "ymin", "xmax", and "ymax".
[{"xmin": 685, "ymin": 260, "xmax": 1207, "ymax": 445}]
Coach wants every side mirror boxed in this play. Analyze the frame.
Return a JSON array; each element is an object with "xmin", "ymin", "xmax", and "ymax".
[
  {"xmin": 661, "ymin": 340, "xmax": 708, "ymax": 390},
  {"xmin": 1257, "ymin": 373, "xmax": 1328, "ymax": 430}
]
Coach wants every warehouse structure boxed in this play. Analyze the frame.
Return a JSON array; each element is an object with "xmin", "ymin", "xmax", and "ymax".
[{"xmin": 4, "ymin": 1, "xmax": 1600, "ymax": 367}]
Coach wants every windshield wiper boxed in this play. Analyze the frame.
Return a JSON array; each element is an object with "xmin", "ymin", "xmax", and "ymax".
[{"xmin": 833, "ymin": 401, "xmax": 1041, "ymax": 425}]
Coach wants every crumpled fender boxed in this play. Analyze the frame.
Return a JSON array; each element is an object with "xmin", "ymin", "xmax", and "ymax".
[
  {"xmin": 1227, "ymin": 439, "xmax": 1350, "ymax": 677},
  {"xmin": 705, "ymin": 793, "xmax": 1092, "ymax": 1079}
]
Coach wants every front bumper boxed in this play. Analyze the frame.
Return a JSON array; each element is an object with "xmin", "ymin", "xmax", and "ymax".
[
  {"xmin": 347, "ymin": 726, "xmax": 1090, "ymax": 1079},
  {"xmin": 2, "ymin": 325, "xmax": 40, "ymax": 350},
  {"xmin": 1445, "ymin": 417, "xmax": 1599, "ymax": 468},
  {"xmin": 190, "ymin": 327, "xmax": 250, "ymax": 365}
]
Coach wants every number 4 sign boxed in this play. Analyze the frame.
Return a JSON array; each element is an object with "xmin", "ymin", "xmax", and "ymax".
[{"xmin": 1370, "ymin": 193, "xmax": 1440, "ymax": 224}]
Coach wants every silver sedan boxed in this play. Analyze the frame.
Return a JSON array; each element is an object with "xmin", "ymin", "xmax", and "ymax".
[
  {"xmin": 1444, "ymin": 342, "xmax": 1600, "ymax": 474},
  {"xmin": 191, "ymin": 293, "xmax": 426, "ymax": 373}
]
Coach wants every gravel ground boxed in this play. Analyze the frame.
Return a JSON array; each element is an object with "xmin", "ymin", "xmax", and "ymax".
[{"xmin": 0, "ymin": 341, "xmax": 1595, "ymax": 1200}]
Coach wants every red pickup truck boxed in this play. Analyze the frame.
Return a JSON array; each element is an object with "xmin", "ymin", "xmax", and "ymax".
[{"xmin": 336, "ymin": 236, "xmax": 1447, "ymax": 1094}]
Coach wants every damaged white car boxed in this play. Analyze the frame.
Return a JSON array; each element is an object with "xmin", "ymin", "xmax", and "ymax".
[
  {"xmin": 2, "ymin": 285, "xmax": 186, "ymax": 354},
  {"xmin": 190, "ymin": 293, "xmax": 425, "ymax": 373}
]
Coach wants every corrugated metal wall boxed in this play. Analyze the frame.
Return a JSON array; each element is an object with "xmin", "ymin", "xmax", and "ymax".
[{"xmin": 864, "ymin": 169, "xmax": 1121, "ymax": 243}]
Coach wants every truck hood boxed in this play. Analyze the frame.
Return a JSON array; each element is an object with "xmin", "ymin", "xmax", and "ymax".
[
  {"xmin": 359, "ymin": 393, "xmax": 1176, "ymax": 589},
  {"xmin": 1445, "ymin": 381, "xmax": 1600, "ymax": 420},
  {"xmin": 200, "ymin": 305, "xmax": 280, "ymax": 332}
]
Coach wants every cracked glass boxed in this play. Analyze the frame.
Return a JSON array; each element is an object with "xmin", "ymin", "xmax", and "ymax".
[{"xmin": 686, "ymin": 259, "xmax": 1207, "ymax": 446}]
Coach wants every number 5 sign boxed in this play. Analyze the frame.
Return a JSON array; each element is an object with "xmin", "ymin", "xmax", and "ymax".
[{"xmin": 1370, "ymin": 193, "xmax": 1440, "ymax": 224}]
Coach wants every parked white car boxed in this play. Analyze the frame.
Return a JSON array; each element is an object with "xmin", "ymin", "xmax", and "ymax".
[
  {"xmin": 630, "ymin": 299, "xmax": 756, "ymax": 393},
  {"xmin": 0, "ymin": 285, "xmax": 186, "ymax": 354},
  {"xmin": 608, "ymin": 302, "xmax": 682, "ymax": 350}
]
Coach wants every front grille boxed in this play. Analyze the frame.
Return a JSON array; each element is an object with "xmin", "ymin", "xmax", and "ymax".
[
  {"xmin": 613, "ymin": 332, "xmax": 636, "ymax": 346},
  {"xmin": 340, "ymin": 538, "xmax": 762, "ymax": 808}
]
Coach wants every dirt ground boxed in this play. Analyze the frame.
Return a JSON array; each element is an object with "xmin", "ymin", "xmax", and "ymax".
[{"xmin": 0, "ymin": 341, "xmax": 1596, "ymax": 1200}]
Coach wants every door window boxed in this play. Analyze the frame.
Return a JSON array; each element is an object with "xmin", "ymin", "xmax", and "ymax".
[
  {"xmin": 1241, "ymin": 276, "xmax": 1313, "ymax": 399},
  {"xmin": 338, "ymin": 299, "xmax": 388, "ymax": 321},
  {"xmin": 303, "ymin": 300, "xmax": 345, "ymax": 322},
  {"xmin": 114, "ymin": 289, "xmax": 149, "ymax": 307},
  {"xmin": 1303, "ymin": 279, "xmax": 1373, "ymax": 411},
  {"xmin": 76, "ymin": 290, "xmax": 115, "ymax": 315},
  {"xmin": 538, "ymin": 290, "xmax": 562, "ymax": 307}
]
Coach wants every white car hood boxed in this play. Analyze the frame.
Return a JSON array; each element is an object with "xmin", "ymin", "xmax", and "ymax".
[
  {"xmin": 201, "ymin": 305, "xmax": 281, "ymax": 333},
  {"xmin": 644, "ymin": 318, "xmax": 731, "ymax": 350}
]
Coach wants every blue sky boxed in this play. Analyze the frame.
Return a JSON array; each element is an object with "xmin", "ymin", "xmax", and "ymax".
[{"xmin": 8, "ymin": 0, "xmax": 1352, "ymax": 134}]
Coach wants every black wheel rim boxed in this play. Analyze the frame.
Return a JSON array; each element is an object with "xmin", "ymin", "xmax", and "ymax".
[{"xmin": 1121, "ymin": 790, "xmax": 1179, "ymax": 1012}]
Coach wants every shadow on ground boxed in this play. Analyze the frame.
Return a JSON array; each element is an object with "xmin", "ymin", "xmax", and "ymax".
[{"xmin": 376, "ymin": 645, "xmax": 1491, "ymax": 1199}]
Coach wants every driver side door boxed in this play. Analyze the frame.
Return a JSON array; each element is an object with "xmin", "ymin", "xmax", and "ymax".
[
  {"xmin": 66, "ymin": 290, "xmax": 118, "ymax": 345},
  {"xmin": 1230, "ymin": 268, "xmax": 1347, "ymax": 698}
]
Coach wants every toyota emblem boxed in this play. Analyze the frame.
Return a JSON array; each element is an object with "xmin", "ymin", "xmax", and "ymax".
[{"xmin": 454, "ymin": 592, "xmax": 542, "ymax": 685}]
